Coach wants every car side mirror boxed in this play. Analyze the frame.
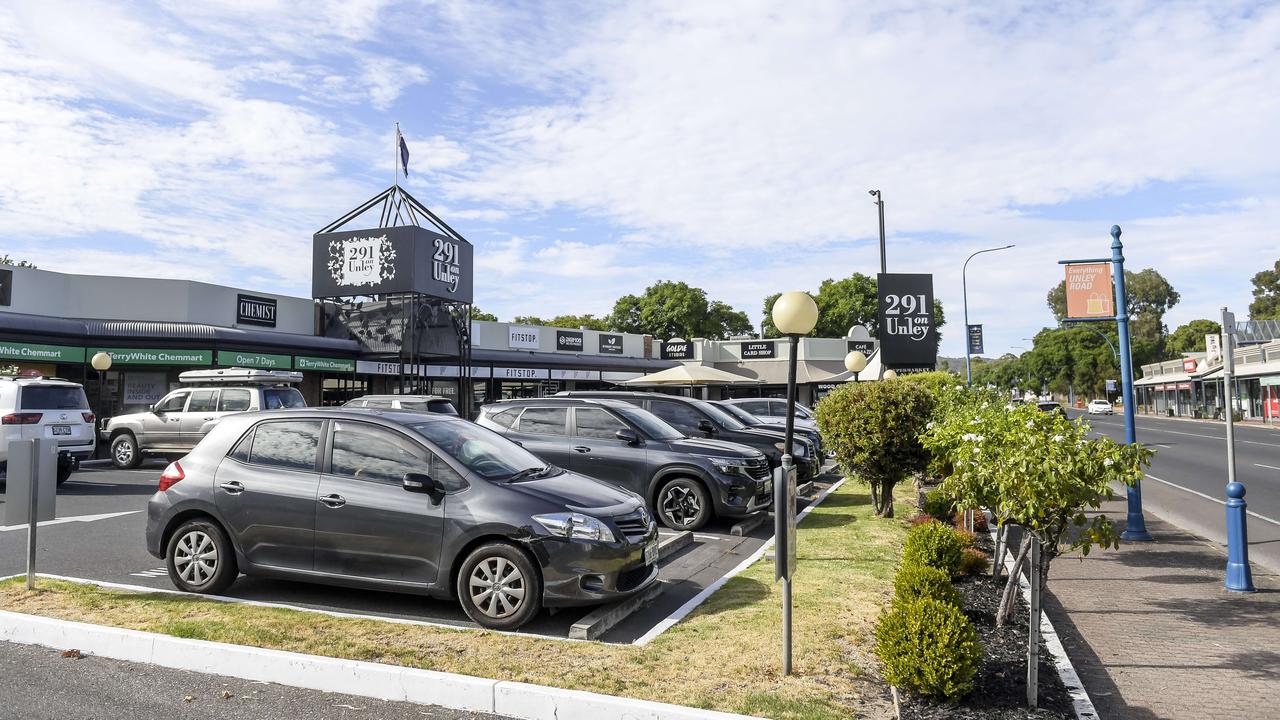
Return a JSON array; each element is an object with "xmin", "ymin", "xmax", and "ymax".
[
  {"xmin": 697, "ymin": 419, "xmax": 716, "ymax": 435},
  {"xmin": 615, "ymin": 428, "xmax": 640, "ymax": 445},
  {"xmin": 402, "ymin": 472, "xmax": 438, "ymax": 495}
]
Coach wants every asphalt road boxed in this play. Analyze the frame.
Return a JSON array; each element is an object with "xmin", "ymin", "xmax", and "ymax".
[
  {"xmin": 0, "ymin": 639, "xmax": 509, "ymax": 720},
  {"xmin": 1072, "ymin": 410, "xmax": 1280, "ymax": 572}
]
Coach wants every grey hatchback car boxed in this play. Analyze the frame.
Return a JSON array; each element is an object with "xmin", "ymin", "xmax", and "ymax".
[{"xmin": 145, "ymin": 408, "xmax": 659, "ymax": 630}]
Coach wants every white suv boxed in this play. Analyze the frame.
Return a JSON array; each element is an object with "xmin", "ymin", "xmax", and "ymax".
[
  {"xmin": 1087, "ymin": 399, "xmax": 1114, "ymax": 415},
  {"xmin": 0, "ymin": 376, "xmax": 96, "ymax": 485}
]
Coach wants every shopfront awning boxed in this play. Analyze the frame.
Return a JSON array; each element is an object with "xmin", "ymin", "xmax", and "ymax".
[
  {"xmin": 713, "ymin": 359, "xmax": 847, "ymax": 385},
  {"xmin": 469, "ymin": 348, "xmax": 676, "ymax": 372},
  {"xmin": 1135, "ymin": 371, "xmax": 1190, "ymax": 387}
]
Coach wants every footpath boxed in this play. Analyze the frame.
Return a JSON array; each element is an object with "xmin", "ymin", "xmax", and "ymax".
[{"xmin": 1044, "ymin": 500, "xmax": 1280, "ymax": 720}]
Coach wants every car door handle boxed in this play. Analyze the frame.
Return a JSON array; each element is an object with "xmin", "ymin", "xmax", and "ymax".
[
  {"xmin": 319, "ymin": 494, "xmax": 347, "ymax": 508},
  {"xmin": 573, "ymin": 446, "xmax": 591, "ymax": 453},
  {"xmin": 218, "ymin": 481, "xmax": 245, "ymax": 495}
]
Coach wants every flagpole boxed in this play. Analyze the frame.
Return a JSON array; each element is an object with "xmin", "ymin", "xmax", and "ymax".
[{"xmin": 394, "ymin": 121, "xmax": 400, "ymax": 189}]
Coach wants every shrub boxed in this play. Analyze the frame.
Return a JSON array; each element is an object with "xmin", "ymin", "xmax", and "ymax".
[
  {"xmin": 950, "ymin": 509, "xmax": 989, "ymax": 533},
  {"xmin": 901, "ymin": 520, "xmax": 966, "ymax": 575},
  {"xmin": 876, "ymin": 597, "xmax": 981, "ymax": 699},
  {"xmin": 953, "ymin": 527, "xmax": 978, "ymax": 548},
  {"xmin": 893, "ymin": 563, "xmax": 961, "ymax": 607},
  {"xmin": 909, "ymin": 513, "xmax": 936, "ymax": 527},
  {"xmin": 922, "ymin": 488, "xmax": 955, "ymax": 520},
  {"xmin": 958, "ymin": 548, "xmax": 990, "ymax": 576}
]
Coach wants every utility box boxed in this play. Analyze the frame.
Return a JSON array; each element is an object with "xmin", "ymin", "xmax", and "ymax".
[{"xmin": 4, "ymin": 438, "xmax": 57, "ymax": 526}]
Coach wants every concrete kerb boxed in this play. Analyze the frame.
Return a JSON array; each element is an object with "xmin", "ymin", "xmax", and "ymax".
[
  {"xmin": 658, "ymin": 529, "xmax": 694, "ymax": 558},
  {"xmin": 568, "ymin": 581, "xmax": 665, "ymax": 641},
  {"xmin": 729, "ymin": 513, "xmax": 766, "ymax": 537},
  {"xmin": 987, "ymin": 526, "xmax": 1099, "ymax": 720},
  {"xmin": 0, "ymin": 608, "xmax": 761, "ymax": 720}
]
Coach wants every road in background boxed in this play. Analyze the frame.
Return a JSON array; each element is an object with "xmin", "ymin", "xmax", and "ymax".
[{"xmin": 1073, "ymin": 410, "xmax": 1280, "ymax": 572}]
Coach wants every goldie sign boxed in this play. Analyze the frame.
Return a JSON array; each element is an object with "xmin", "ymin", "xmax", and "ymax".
[{"xmin": 1064, "ymin": 263, "xmax": 1114, "ymax": 319}]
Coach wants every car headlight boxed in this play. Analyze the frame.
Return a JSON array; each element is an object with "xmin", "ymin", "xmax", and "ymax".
[
  {"xmin": 706, "ymin": 456, "xmax": 751, "ymax": 475},
  {"xmin": 773, "ymin": 442, "xmax": 807, "ymax": 458},
  {"xmin": 532, "ymin": 513, "xmax": 616, "ymax": 542}
]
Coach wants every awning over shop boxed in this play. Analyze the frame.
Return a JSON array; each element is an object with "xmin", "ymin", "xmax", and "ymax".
[
  {"xmin": 715, "ymin": 359, "xmax": 848, "ymax": 384},
  {"xmin": 469, "ymin": 348, "xmax": 675, "ymax": 372},
  {"xmin": 1135, "ymin": 371, "xmax": 1190, "ymax": 387}
]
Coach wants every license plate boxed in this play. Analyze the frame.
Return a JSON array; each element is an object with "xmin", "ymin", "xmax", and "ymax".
[
  {"xmin": 51, "ymin": 425, "xmax": 72, "ymax": 436},
  {"xmin": 644, "ymin": 541, "xmax": 659, "ymax": 566}
]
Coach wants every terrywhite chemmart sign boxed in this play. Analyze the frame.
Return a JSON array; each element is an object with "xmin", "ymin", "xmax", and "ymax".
[
  {"xmin": 0, "ymin": 342, "xmax": 86, "ymax": 363},
  {"xmin": 90, "ymin": 348, "xmax": 213, "ymax": 366}
]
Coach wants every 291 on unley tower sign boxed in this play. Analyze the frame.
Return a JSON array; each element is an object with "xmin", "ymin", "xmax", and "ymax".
[{"xmin": 877, "ymin": 273, "xmax": 939, "ymax": 369}]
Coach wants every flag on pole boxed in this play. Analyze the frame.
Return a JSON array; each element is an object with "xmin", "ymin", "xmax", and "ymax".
[{"xmin": 397, "ymin": 129, "xmax": 410, "ymax": 177}]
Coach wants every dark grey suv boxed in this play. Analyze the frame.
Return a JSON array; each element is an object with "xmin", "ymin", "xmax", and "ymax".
[
  {"xmin": 477, "ymin": 398, "xmax": 772, "ymax": 531},
  {"xmin": 144, "ymin": 408, "xmax": 658, "ymax": 631}
]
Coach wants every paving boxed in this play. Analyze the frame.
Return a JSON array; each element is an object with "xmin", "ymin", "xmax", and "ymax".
[
  {"xmin": 0, "ymin": 639, "xmax": 510, "ymax": 720},
  {"xmin": 1044, "ymin": 500, "xmax": 1280, "ymax": 720},
  {"xmin": 0, "ymin": 460, "xmax": 833, "ymax": 644}
]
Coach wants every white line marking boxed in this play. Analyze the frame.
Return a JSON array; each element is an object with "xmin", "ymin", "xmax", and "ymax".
[
  {"xmin": 1089, "ymin": 419, "xmax": 1280, "ymax": 447},
  {"xmin": 0, "ymin": 510, "xmax": 141, "ymax": 532},
  {"xmin": 1256, "ymin": 464, "xmax": 1280, "ymax": 471},
  {"xmin": 1144, "ymin": 474, "xmax": 1280, "ymax": 528},
  {"xmin": 633, "ymin": 478, "xmax": 846, "ymax": 647}
]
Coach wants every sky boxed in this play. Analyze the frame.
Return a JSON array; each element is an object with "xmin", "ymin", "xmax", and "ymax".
[{"xmin": 1, "ymin": 0, "xmax": 1277, "ymax": 358}]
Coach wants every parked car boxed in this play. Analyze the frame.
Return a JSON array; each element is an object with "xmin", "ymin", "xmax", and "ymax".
[
  {"xmin": 144, "ymin": 408, "xmax": 658, "ymax": 630},
  {"xmin": 1037, "ymin": 401, "xmax": 1067, "ymax": 418},
  {"xmin": 478, "ymin": 397, "xmax": 772, "ymax": 531},
  {"xmin": 557, "ymin": 391, "xmax": 816, "ymax": 481},
  {"xmin": 344, "ymin": 395, "xmax": 458, "ymax": 416},
  {"xmin": 721, "ymin": 398, "xmax": 820, "ymax": 433},
  {"xmin": 711, "ymin": 400, "xmax": 824, "ymax": 458},
  {"xmin": 1086, "ymin": 399, "xmax": 1114, "ymax": 415},
  {"xmin": 104, "ymin": 368, "xmax": 306, "ymax": 469},
  {"xmin": 0, "ymin": 375, "xmax": 95, "ymax": 484}
]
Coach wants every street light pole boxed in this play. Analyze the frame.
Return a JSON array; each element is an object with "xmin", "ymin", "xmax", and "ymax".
[
  {"xmin": 963, "ymin": 244, "xmax": 1015, "ymax": 384},
  {"xmin": 869, "ymin": 190, "xmax": 886, "ymax": 273}
]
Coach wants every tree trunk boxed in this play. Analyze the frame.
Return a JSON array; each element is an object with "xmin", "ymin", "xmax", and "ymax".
[
  {"xmin": 996, "ymin": 532, "xmax": 1033, "ymax": 627},
  {"xmin": 869, "ymin": 482, "xmax": 881, "ymax": 514},
  {"xmin": 880, "ymin": 482, "xmax": 895, "ymax": 517}
]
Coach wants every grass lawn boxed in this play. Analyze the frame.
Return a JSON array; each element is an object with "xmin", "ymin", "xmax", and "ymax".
[{"xmin": 0, "ymin": 482, "xmax": 909, "ymax": 719}]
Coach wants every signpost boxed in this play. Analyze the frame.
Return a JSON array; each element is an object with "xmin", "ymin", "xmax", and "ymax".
[
  {"xmin": 3, "ymin": 439, "xmax": 57, "ymax": 590},
  {"xmin": 1220, "ymin": 308, "xmax": 1255, "ymax": 592},
  {"xmin": 966, "ymin": 324, "xmax": 984, "ymax": 355},
  {"xmin": 876, "ymin": 273, "xmax": 939, "ymax": 377}
]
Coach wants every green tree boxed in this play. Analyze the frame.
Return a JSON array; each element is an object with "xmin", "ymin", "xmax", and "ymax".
[
  {"xmin": 609, "ymin": 281, "xmax": 750, "ymax": 340},
  {"xmin": 544, "ymin": 314, "xmax": 611, "ymax": 330},
  {"xmin": 0, "ymin": 254, "xmax": 36, "ymax": 268},
  {"xmin": 1165, "ymin": 319, "xmax": 1221, "ymax": 358},
  {"xmin": 510, "ymin": 315, "xmax": 547, "ymax": 326},
  {"xmin": 761, "ymin": 273, "xmax": 945, "ymax": 340},
  {"xmin": 470, "ymin": 308, "xmax": 499, "ymax": 322},
  {"xmin": 1250, "ymin": 259, "xmax": 1280, "ymax": 320},
  {"xmin": 1045, "ymin": 268, "xmax": 1178, "ymax": 369}
]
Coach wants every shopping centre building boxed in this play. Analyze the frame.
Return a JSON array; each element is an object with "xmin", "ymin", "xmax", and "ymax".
[{"xmin": 1133, "ymin": 321, "xmax": 1280, "ymax": 422}]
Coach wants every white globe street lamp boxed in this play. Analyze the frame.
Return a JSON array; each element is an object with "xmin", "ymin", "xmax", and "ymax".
[
  {"xmin": 844, "ymin": 350, "xmax": 867, "ymax": 382},
  {"xmin": 90, "ymin": 352, "xmax": 113, "ymax": 459},
  {"xmin": 883, "ymin": 369, "xmax": 898, "ymax": 380}
]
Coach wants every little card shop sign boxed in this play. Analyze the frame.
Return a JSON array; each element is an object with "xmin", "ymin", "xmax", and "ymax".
[{"xmin": 877, "ymin": 273, "xmax": 938, "ymax": 368}]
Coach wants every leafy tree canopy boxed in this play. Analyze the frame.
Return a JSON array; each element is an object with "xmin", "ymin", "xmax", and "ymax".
[
  {"xmin": 1250, "ymin": 259, "xmax": 1280, "ymax": 320},
  {"xmin": 470, "ymin": 308, "xmax": 499, "ymax": 322},
  {"xmin": 609, "ymin": 281, "xmax": 751, "ymax": 340},
  {"xmin": 0, "ymin": 254, "xmax": 36, "ymax": 268},
  {"xmin": 1165, "ymin": 319, "xmax": 1221, "ymax": 358}
]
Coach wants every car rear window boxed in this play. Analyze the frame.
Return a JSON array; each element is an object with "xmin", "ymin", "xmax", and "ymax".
[
  {"xmin": 262, "ymin": 388, "xmax": 306, "ymax": 410},
  {"xmin": 20, "ymin": 385, "xmax": 88, "ymax": 410}
]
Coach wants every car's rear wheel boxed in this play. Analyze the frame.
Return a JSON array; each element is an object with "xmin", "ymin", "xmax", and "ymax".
[
  {"xmin": 166, "ymin": 518, "xmax": 238, "ymax": 595},
  {"xmin": 110, "ymin": 433, "xmax": 143, "ymax": 469},
  {"xmin": 456, "ymin": 542, "xmax": 542, "ymax": 630},
  {"xmin": 56, "ymin": 459, "xmax": 73, "ymax": 485},
  {"xmin": 657, "ymin": 477, "xmax": 712, "ymax": 531}
]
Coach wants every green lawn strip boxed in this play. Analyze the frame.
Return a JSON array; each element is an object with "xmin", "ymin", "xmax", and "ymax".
[{"xmin": 0, "ymin": 482, "xmax": 908, "ymax": 720}]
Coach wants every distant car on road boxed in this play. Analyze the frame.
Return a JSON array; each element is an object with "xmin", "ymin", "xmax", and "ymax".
[
  {"xmin": 1037, "ymin": 401, "xmax": 1067, "ymax": 418},
  {"xmin": 1087, "ymin": 399, "xmax": 1114, "ymax": 415},
  {"xmin": 0, "ymin": 375, "xmax": 95, "ymax": 484},
  {"xmin": 344, "ymin": 395, "xmax": 458, "ymax": 416},
  {"xmin": 145, "ymin": 408, "xmax": 658, "ymax": 630}
]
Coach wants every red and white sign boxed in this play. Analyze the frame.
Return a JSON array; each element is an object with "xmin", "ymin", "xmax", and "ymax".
[{"xmin": 1183, "ymin": 358, "xmax": 1198, "ymax": 373}]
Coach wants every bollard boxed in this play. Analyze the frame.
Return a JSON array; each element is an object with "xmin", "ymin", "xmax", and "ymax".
[{"xmin": 1224, "ymin": 482, "xmax": 1256, "ymax": 593}]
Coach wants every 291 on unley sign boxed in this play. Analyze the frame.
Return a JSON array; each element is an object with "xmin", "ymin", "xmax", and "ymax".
[{"xmin": 877, "ymin": 273, "xmax": 938, "ymax": 367}]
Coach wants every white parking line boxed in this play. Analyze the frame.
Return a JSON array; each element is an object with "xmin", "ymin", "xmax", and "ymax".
[
  {"xmin": 1256, "ymin": 463, "xmax": 1280, "ymax": 471},
  {"xmin": 129, "ymin": 568, "xmax": 168, "ymax": 578},
  {"xmin": 0, "ymin": 510, "xmax": 141, "ymax": 533},
  {"xmin": 1088, "ymin": 418, "xmax": 1280, "ymax": 447},
  {"xmin": 1144, "ymin": 474, "xmax": 1280, "ymax": 528}
]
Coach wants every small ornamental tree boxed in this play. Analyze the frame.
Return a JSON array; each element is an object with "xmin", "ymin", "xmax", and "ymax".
[
  {"xmin": 921, "ymin": 393, "xmax": 1152, "ymax": 625},
  {"xmin": 816, "ymin": 379, "xmax": 932, "ymax": 517}
]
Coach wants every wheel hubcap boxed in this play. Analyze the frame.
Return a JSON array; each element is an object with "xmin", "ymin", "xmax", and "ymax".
[
  {"xmin": 662, "ymin": 486, "xmax": 701, "ymax": 526},
  {"xmin": 115, "ymin": 442, "xmax": 132, "ymax": 463},
  {"xmin": 468, "ymin": 557, "xmax": 525, "ymax": 619},
  {"xmin": 174, "ymin": 530, "xmax": 217, "ymax": 586}
]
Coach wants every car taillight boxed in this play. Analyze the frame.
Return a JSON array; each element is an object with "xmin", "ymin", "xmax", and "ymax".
[
  {"xmin": 1, "ymin": 412, "xmax": 43, "ymax": 424},
  {"xmin": 82, "ymin": 412, "xmax": 96, "ymax": 424},
  {"xmin": 159, "ymin": 461, "xmax": 185, "ymax": 492}
]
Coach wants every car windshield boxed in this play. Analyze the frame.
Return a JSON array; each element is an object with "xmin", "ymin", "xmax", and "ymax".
[
  {"xmin": 263, "ymin": 388, "xmax": 306, "ymax": 410},
  {"xmin": 21, "ymin": 385, "xmax": 88, "ymax": 410},
  {"xmin": 616, "ymin": 406, "xmax": 684, "ymax": 441},
  {"xmin": 409, "ymin": 418, "xmax": 552, "ymax": 481},
  {"xmin": 693, "ymin": 399, "xmax": 746, "ymax": 430},
  {"xmin": 717, "ymin": 403, "xmax": 762, "ymax": 425}
]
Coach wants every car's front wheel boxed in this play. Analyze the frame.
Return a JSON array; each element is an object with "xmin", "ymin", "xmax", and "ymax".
[
  {"xmin": 110, "ymin": 433, "xmax": 143, "ymax": 469},
  {"xmin": 165, "ymin": 519, "xmax": 238, "ymax": 595},
  {"xmin": 657, "ymin": 477, "xmax": 712, "ymax": 531},
  {"xmin": 456, "ymin": 543, "xmax": 542, "ymax": 630}
]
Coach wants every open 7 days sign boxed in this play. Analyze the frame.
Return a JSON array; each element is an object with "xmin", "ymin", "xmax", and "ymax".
[{"xmin": 876, "ymin": 273, "xmax": 938, "ymax": 369}]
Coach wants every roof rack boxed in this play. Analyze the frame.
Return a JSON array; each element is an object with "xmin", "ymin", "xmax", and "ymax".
[{"xmin": 179, "ymin": 367, "xmax": 304, "ymax": 385}]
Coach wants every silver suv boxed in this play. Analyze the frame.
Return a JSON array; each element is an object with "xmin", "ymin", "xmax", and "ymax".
[
  {"xmin": 344, "ymin": 395, "xmax": 458, "ymax": 415},
  {"xmin": 103, "ymin": 368, "xmax": 306, "ymax": 469},
  {"xmin": 1, "ymin": 375, "xmax": 95, "ymax": 484}
]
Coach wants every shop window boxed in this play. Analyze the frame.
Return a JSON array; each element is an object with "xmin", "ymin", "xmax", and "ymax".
[
  {"xmin": 574, "ymin": 408, "xmax": 627, "ymax": 440},
  {"xmin": 188, "ymin": 390, "xmax": 218, "ymax": 413},
  {"xmin": 247, "ymin": 420, "xmax": 321, "ymax": 471},
  {"xmin": 517, "ymin": 407, "xmax": 568, "ymax": 435},
  {"xmin": 219, "ymin": 389, "xmax": 252, "ymax": 412}
]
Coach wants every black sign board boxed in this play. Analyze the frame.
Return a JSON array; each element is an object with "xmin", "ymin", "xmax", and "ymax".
[
  {"xmin": 312, "ymin": 225, "xmax": 474, "ymax": 304},
  {"xmin": 661, "ymin": 340, "xmax": 693, "ymax": 360},
  {"xmin": 0, "ymin": 268, "xmax": 10, "ymax": 307},
  {"xmin": 598, "ymin": 334, "xmax": 624, "ymax": 355},
  {"xmin": 846, "ymin": 340, "xmax": 875, "ymax": 355},
  {"xmin": 877, "ymin": 273, "xmax": 938, "ymax": 369},
  {"xmin": 236, "ymin": 294, "xmax": 277, "ymax": 327},
  {"xmin": 741, "ymin": 341, "xmax": 776, "ymax": 359},
  {"xmin": 555, "ymin": 330, "xmax": 584, "ymax": 352},
  {"xmin": 966, "ymin": 324, "xmax": 984, "ymax": 354}
]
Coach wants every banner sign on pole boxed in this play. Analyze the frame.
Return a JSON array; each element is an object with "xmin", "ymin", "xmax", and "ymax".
[
  {"xmin": 966, "ymin": 324, "xmax": 984, "ymax": 355},
  {"xmin": 1064, "ymin": 263, "xmax": 1115, "ymax": 319},
  {"xmin": 876, "ymin": 273, "xmax": 938, "ymax": 368}
]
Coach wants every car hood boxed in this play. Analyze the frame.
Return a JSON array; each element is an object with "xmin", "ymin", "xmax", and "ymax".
[
  {"xmin": 669, "ymin": 437, "xmax": 764, "ymax": 459},
  {"xmin": 506, "ymin": 469, "xmax": 643, "ymax": 516},
  {"xmin": 734, "ymin": 426, "xmax": 786, "ymax": 441},
  {"xmin": 106, "ymin": 410, "xmax": 154, "ymax": 427}
]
